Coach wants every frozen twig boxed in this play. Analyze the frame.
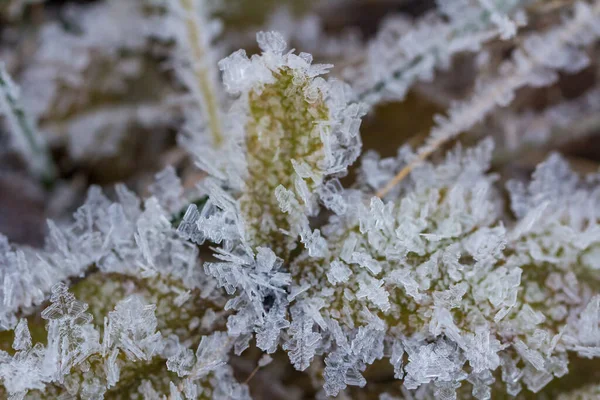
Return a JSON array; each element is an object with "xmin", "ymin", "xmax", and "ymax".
[
  {"xmin": 0, "ymin": 64, "xmax": 56, "ymax": 183},
  {"xmin": 377, "ymin": 0, "xmax": 600, "ymax": 198},
  {"xmin": 178, "ymin": 0, "xmax": 225, "ymax": 147}
]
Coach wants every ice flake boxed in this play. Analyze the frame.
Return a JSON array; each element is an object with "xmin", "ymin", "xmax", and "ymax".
[
  {"xmin": 177, "ymin": 203, "xmax": 201, "ymax": 241},
  {"xmin": 104, "ymin": 347, "xmax": 120, "ymax": 387},
  {"xmin": 351, "ymin": 252, "xmax": 382, "ymax": 275},
  {"xmin": 283, "ymin": 307, "xmax": 321, "ymax": 371},
  {"xmin": 323, "ymin": 317, "xmax": 384, "ymax": 396},
  {"xmin": 403, "ymin": 338, "xmax": 467, "ymax": 392},
  {"xmin": 167, "ymin": 333, "xmax": 230, "ymax": 385},
  {"xmin": 12, "ymin": 318, "xmax": 32, "ymax": 351},
  {"xmin": 319, "ymin": 178, "xmax": 348, "ymax": 215},
  {"xmin": 386, "ymin": 268, "xmax": 421, "ymax": 300},
  {"xmin": 0, "ymin": 341, "xmax": 47, "ymax": 397},
  {"xmin": 468, "ymin": 369, "xmax": 495, "ymax": 400},
  {"xmin": 41, "ymin": 283, "xmax": 99, "ymax": 379},
  {"xmin": 522, "ymin": 368, "xmax": 554, "ymax": 393},
  {"xmin": 41, "ymin": 283, "xmax": 92, "ymax": 324},
  {"xmin": 256, "ymin": 31, "xmax": 287, "ymax": 55},
  {"xmin": 166, "ymin": 343, "xmax": 195, "ymax": 378},
  {"xmin": 429, "ymin": 307, "xmax": 465, "ymax": 349},
  {"xmin": 352, "ymin": 316, "xmax": 386, "ymax": 365},
  {"xmin": 181, "ymin": 179, "xmax": 245, "ymax": 247},
  {"xmin": 323, "ymin": 348, "xmax": 366, "ymax": 396},
  {"xmin": 463, "ymin": 326, "xmax": 502, "ymax": 373},
  {"xmin": 514, "ymin": 304, "xmax": 546, "ymax": 332},
  {"xmin": 477, "ymin": 0, "xmax": 519, "ymax": 39},
  {"xmin": 508, "ymin": 153, "xmax": 579, "ymax": 219},
  {"xmin": 103, "ymin": 295, "xmax": 163, "ymax": 362},
  {"xmin": 287, "ymin": 284, "xmax": 311, "ymax": 301},
  {"xmin": 139, "ymin": 380, "xmax": 161, "ymax": 399},
  {"xmin": 205, "ymin": 247, "xmax": 290, "ymax": 338},
  {"xmin": 291, "ymin": 159, "xmax": 321, "ymax": 183},
  {"xmin": 570, "ymin": 295, "xmax": 600, "ymax": 357},
  {"xmin": 274, "ymin": 185, "xmax": 297, "ymax": 215},
  {"xmin": 578, "ymin": 296, "xmax": 600, "ymax": 345},
  {"xmin": 218, "ymin": 49, "xmax": 272, "ymax": 95},
  {"xmin": 340, "ymin": 233, "xmax": 358, "ymax": 263},
  {"xmin": 475, "ymin": 266, "xmax": 521, "ymax": 310},
  {"xmin": 390, "ymin": 339, "xmax": 404, "ymax": 379},
  {"xmin": 149, "ymin": 166, "xmax": 185, "ymax": 215},
  {"xmin": 463, "ymin": 226, "xmax": 506, "ymax": 266},
  {"xmin": 327, "ymin": 260, "xmax": 352, "ymax": 285},
  {"xmin": 300, "ymin": 228, "xmax": 328, "ymax": 258},
  {"xmin": 256, "ymin": 297, "xmax": 289, "ymax": 353},
  {"xmin": 432, "ymin": 283, "xmax": 468, "ymax": 310},
  {"xmin": 294, "ymin": 176, "xmax": 314, "ymax": 213},
  {"xmin": 514, "ymin": 340, "xmax": 546, "ymax": 372},
  {"xmin": 255, "ymin": 247, "xmax": 279, "ymax": 273},
  {"xmin": 356, "ymin": 276, "xmax": 390, "ymax": 312},
  {"xmin": 192, "ymin": 332, "xmax": 231, "ymax": 378},
  {"xmin": 170, "ymin": 382, "xmax": 184, "ymax": 400}
]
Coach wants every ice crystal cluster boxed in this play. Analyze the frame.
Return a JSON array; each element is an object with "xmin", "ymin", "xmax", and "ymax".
[{"xmin": 1, "ymin": 0, "xmax": 600, "ymax": 399}]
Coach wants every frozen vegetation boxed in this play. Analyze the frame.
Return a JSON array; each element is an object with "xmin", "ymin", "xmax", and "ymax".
[{"xmin": 1, "ymin": 0, "xmax": 600, "ymax": 399}]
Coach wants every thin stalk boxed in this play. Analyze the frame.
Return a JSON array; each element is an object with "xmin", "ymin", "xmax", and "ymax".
[
  {"xmin": 376, "ymin": 72, "xmax": 527, "ymax": 198},
  {"xmin": 179, "ymin": 0, "xmax": 224, "ymax": 148},
  {"xmin": 0, "ymin": 63, "xmax": 57, "ymax": 184}
]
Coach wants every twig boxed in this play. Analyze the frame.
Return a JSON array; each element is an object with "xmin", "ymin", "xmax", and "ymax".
[
  {"xmin": 243, "ymin": 363, "xmax": 261, "ymax": 385},
  {"xmin": 376, "ymin": 135, "xmax": 446, "ymax": 198}
]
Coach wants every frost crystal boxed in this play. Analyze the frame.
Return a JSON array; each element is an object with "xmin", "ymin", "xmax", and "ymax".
[
  {"xmin": 149, "ymin": 166, "xmax": 185, "ymax": 215},
  {"xmin": 103, "ymin": 295, "xmax": 163, "ymax": 361},
  {"xmin": 204, "ymin": 247, "xmax": 290, "ymax": 348},
  {"xmin": 327, "ymin": 261, "xmax": 352, "ymax": 285},
  {"xmin": 42, "ymin": 282, "xmax": 98, "ymax": 379},
  {"xmin": 12, "ymin": 319, "xmax": 32, "ymax": 351},
  {"xmin": 283, "ymin": 307, "xmax": 321, "ymax": 371}
]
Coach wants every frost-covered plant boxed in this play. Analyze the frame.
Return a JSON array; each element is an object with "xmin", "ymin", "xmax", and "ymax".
[
  {"xmin": 345, "ymin": 0, "xmax": 528, "ymax": 107},
  {"xmin": 2, "ymin": 1, "xmax": 600, "ymax": 399}
]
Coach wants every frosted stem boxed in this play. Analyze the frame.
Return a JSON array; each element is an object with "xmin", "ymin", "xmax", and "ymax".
[
  {"xmin": 0, "ymin": 63, "xmax": 56, "ymax": 183},
  {"xmin": 179, "ymin": 0, "xmax": 224, "ymax": 147}
]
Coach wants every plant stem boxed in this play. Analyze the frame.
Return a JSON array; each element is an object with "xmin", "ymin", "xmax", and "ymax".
[
  {"xmin": 0, "ymin": 63, "xmax": 57, "ymax": 184},
  {"xmin": 180, "ymin": 0, "xmax": 224, "ymax": 148}
]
